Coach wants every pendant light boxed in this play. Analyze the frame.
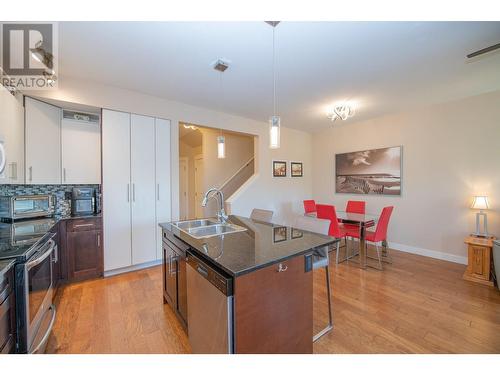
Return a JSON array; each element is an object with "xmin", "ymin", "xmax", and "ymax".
[
  {"xmin": 213, "ymin": 59, "xmax": 229, "ymax": 159},
  {"xmin": 266, "ymin": 21, "xmax": 281, "ymax": 149},
  {"xmin": 217, "ymin": 133, "xmax": 226, "ymax": 159}
]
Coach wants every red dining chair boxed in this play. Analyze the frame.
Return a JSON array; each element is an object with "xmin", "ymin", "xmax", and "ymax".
[
  {"xmin": 316, "ymin": 204, "xmax": 348, "ymax": 264},
  {"xmin": 343, "ymin": 200, "xmax": 366, "ymax": 232},
  {"xmin": 357, "ymin": 206, "xmax": 394, "ymax": 270},
  {"xmin": 346, "ymin": 200, "xmax": 366, "ymax": 214},
  {"xmin": 303, "ymin": 200, "xmax": 317, "ymax": 215}
]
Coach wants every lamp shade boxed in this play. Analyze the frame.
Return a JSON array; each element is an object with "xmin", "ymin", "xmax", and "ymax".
[
  {"xmin": 217, "ymin": 135, "xmax": 225, "ymax": 159},
  {"xmin": 471, "ymin": 196, "xmax": 489, "ymax": 210}
]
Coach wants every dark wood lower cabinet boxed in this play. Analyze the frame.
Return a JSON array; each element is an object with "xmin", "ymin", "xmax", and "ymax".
[
  {"xmin": 65, "ymin": 217, "xmax": 103, "ymax": 283},
  {"xmin": 234, "ymin": 254, "xmax": 313, "ymax": 354}
]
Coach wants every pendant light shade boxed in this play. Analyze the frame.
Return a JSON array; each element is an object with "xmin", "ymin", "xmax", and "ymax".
[
  {"xmin": 213, "ymin": 59, "xmax": 229, "ymax": 159},
  {"xmin": 269, "ymin": 115, "xmax": 280, "ymax": 149},
  {"xmin": 217, "ymin": 135, "xmax": 226, "ymax": 159},
  {"xmin": 267, "ymin": 21, "xmax": 281, "ymax": 149}
]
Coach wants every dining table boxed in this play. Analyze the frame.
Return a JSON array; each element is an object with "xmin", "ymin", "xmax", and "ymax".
[{"xmin": 306, "ymin": 210, "xmax": 386, "ymax": 269}]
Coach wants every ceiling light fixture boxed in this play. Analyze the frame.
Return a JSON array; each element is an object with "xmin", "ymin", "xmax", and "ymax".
[
  {"xmin": 327, "ymin": 103, "xmax": 355, "ymax": 122},
  {"xmin": 266, "ymin": 21, "xmax": 281, "ymax": 149},
  {"xmin": 217, "ymin": 135, "xmax": 226, "ymax": 159},
  {"xmin": 183, "ymin": 124, "xmax": 197, "ymax": 130},
  {"xmin": 214, "ymin": 59, "xmax": 229, "ymax": 159}
]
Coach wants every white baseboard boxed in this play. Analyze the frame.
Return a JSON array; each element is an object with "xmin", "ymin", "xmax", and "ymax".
[
  {"xmin": 104, "ymin": 259, "xmax": 162, "ymax": 277},
  {"xmin": 387, "ymin": 241, "xmax": 467, "ymax": 265}
]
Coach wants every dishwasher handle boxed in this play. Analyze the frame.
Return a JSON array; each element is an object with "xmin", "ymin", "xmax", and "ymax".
[
  {"xmin": 196, "ymin": 265, "xmax": 209, "ymax": 278},
  {"xmin": 187, "ymin": 251, "xmax": 233, "ymax": 296}
]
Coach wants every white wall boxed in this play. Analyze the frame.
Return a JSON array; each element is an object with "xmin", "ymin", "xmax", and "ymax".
[
  {"xmin": 35, "ymin": 77, "xmax": 312, "ymax": 224},
  {"xmin": 311, "ymin": 90, "xmax": 500, "ymax": 263},
  {"xmin": 228, "ymin": 125, "xmax": 313, "ymax": 225}
]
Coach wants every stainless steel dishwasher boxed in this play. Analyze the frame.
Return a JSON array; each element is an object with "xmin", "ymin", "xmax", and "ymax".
[{"xmin": 186, "ymin": 251, "xmax": 233, "ymax": 354}]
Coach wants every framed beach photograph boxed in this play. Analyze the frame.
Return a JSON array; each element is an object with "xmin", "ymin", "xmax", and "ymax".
[
  {"xmin": 273, "ymin": 160, "xmax": 287, "ymax": 177},
  {"xmin": 335, "ymin": 146, "xmax": 402, "ymax": 195},
  {"xmin": 273, "ymin": 226, "xmax": 288, "ymax": 243},
  {"xmin": 291, "ymin": 162, "xmax": 303, "ymax": 177}
]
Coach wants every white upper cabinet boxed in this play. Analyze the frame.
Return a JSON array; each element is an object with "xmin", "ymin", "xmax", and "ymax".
[
  {"xmin": 61, "ymin": 115, "xmax": 101, "ymax": 184},
  {"xmin": 0, "ymin": 87, "xmax": 24, "ymax": 184},
  {"xmin": 25, "ymin": 97, "xmax": 61, "ymax": 184},
  {"xmin": 155, "ymin": 118, "xmax": 171, "ymax": 260}
]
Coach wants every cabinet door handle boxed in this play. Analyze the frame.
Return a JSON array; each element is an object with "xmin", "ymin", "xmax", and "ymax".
[
  {"xmin": 53, "ymin": 245, "xmax": 58, "ymax": 264},
  {"xmin": 63, "ymin": 168, "xmax": 66, "ymax": 183},
  {"xmin": 74, "ymin": 223, "xmax": 94, "ymax": 228},
  {"xmin": 157, "ymin": 184, "xmax": 160, "ymax": 201},
  {"xmin": 132, "ymin": 183, "xmax": 136, "ymax": 202},
  {"xmin": 29, "ymin": 166, "xmax": 33, "ymax": 182},
  {"xmin": 97, "ymin": 233, "xmax": 101, "ymax": 247},
  {"xmin": 9, "ymin": 162, "xmax": 17, "ymax": 180},
  {"xmin": 127, "ymin": 184, "xmax": 130, "ymax": 202}
]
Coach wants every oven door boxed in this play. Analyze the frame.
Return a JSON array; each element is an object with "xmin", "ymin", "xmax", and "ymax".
[{"xmin": 24, "ymin": 238, "xmax": 56, "ymax": 352}]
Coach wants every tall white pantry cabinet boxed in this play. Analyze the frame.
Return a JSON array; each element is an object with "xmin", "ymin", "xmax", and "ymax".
[{"xmin": 102, "ymin": 109, "xmax": 171, "ymax": 272}]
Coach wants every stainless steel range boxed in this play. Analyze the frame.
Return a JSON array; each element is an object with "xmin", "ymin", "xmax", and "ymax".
[{"xmin": 0, "ymin": 194, "xmax": 58, "ymax": 353}]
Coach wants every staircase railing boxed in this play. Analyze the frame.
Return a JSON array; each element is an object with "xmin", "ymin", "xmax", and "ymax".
[{"xmin": 219, "ymin": 156, "xmax": 255, "ymax": 203}]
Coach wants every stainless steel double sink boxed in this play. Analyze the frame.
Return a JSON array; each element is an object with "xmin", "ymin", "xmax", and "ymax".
[{"xmin": 173, "ymin": 219, "xmax": 247, "ymax": 239}]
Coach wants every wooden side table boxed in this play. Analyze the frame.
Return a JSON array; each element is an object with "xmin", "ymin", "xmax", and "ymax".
[{"xmin": 463, "ymin": 236, "xmax": 495, "ymax": 287}]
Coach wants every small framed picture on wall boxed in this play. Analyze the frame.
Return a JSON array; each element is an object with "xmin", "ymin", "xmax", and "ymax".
[
  {"xmin": 273, "ymin": 226, "xmax": 288, "ymax": 243},
  {"xmin": 273, "ymin": 160, "xmax": 287, "ymax": 177},
  {"xmin": 291, "ymin": 162, "xmax": 303, "ymax": 177}
]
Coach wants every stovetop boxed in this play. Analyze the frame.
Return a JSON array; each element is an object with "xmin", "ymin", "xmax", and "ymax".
[{"xmin": 0, "ymin": 218, "xmax": 58, "ymax": 262}]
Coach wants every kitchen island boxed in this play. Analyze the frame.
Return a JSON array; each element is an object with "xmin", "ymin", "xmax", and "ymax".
[{"xmin": 159, "ymin": 215, "xmax": 337, "ymax": 354}]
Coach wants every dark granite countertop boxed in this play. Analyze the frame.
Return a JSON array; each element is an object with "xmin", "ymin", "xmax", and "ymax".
[
  {"xmin": 159, "ymin": 215, "xmax": 338, "ymax": 277},
  {"xmin": 0, "ymin": 258, "xmax": 15, "ymax": 277}
]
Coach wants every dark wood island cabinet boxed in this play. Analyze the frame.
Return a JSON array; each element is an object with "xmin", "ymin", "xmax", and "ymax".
[
  {"xmin": 162, "ymin": 230, "xmax": 188, "ymax": 330},
  {"xmin": 234, "ymin": 255, "xmax": 313, "ymax": 353},
  {"xmin": 160, "ymin": 215, "xmax": 336, "ymax": 354}
]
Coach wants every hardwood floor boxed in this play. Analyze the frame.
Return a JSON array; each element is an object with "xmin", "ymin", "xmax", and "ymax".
[
  {"xmin": 46, "ymin": 248, "xmax": 500, "ymax": 354},
  {"xmin": 47, "ymin": 266, "xmax": 190, "ymax": 354}
]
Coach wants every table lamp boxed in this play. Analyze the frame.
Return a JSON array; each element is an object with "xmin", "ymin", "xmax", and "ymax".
[{"xmin": 471, "ymin": 196, "xmax": 489, "ymax": 238}]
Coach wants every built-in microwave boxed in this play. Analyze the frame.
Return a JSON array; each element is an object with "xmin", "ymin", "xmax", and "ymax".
[{"xmin": 0, "ymin": 195, "xmax": 55, "ymax": 220}]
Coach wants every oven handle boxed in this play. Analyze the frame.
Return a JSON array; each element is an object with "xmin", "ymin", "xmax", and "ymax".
[
  {"xmin": 27, "ymin": 239, "xmax": 56, "ymax": 271},
  {"xmin": 30, "ymin": 304, "xmax": 56, "ymax": 354}
]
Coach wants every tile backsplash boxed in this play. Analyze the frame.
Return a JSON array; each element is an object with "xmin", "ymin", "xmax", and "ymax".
[{"xmin": 0, "ymin": 184, "xmax": 101, "ymax": 217}]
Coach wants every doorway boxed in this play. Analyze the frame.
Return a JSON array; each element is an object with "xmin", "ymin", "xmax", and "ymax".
[
  {"xmin": 178, "ymin": 121, "xmax": 255, "ymax": 220},
  {"xmin": 194, "ymin": 155, "xmax": 204, "ymax": 219},
  {"xmin": 179, "ymin": 157, "xmax": 189, "ymax": 220}
]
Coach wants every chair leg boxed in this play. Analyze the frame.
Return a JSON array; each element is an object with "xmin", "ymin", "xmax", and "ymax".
[
  {"xmin": 381, "ymin": 241, "xmax": 392, "ymax": 264},
  {"xmin": 335, "ymin": 240, "xmax": 340, "ymax": 264},
  {"xmin": 313, "ymin": 265, "xmax": 333, "ymax": 342},
  {"xmin": 376, "ymin": 244, "xmax": 383, "ymax": 270}
]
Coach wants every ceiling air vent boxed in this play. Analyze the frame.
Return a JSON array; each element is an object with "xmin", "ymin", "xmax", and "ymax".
[
  {"xmin": 213, "ymin": 59, "xmax": 230, "ymax": 72},
  {"xmin": 63, "ymin": 110, "xmax": 100, "ymax": 124}
]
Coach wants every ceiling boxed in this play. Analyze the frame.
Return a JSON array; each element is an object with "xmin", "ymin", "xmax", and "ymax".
[
  {"xmin": 179, "ymin": 125, "xmax": 203, "ymax": 148},
  {"xmin": 58, "ymin": 22, "xmax": 500, "ymax": 132}
]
